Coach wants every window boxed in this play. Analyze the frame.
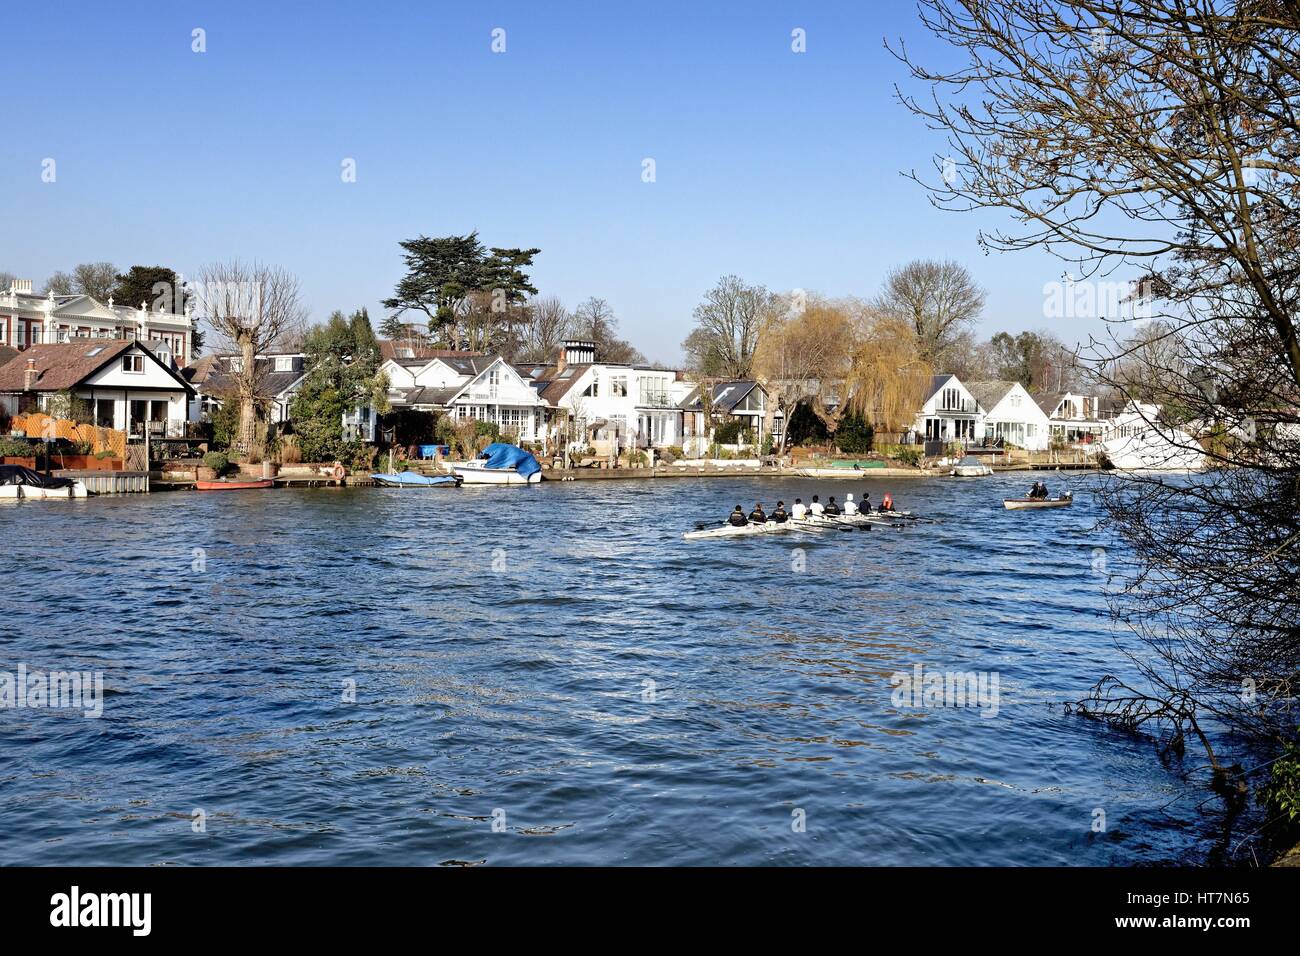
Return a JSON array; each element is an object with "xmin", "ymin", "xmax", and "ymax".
[
  {"xmin": 275, "ymin": 356, "xmax": 294, "ymax": 372},
  {"xmin": 610, "ymin": 375, "xmax": 628, "ymax": 397},
  {"xmin": 123, "ymin": 354, "xmax": 144, "ymax": 373}
]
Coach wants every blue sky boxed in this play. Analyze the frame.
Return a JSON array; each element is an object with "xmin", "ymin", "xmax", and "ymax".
[{"xmin": 1, "ymin": 0, "xmax": 1086, "ymax": 363}]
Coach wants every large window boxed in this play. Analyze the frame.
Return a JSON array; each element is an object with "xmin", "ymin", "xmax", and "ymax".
[
  {"xmin": 610, "ymin": 376, "xmax": 628, "ymax": 397},
  {"xmin": 122, "ymin": 354, "xmax": 144, "ymax": 373}
]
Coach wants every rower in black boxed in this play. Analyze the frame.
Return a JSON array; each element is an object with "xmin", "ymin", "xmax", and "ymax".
[
  {"xmin": 771, "ymin": 501, "xmax": 789, "ymax": 523},
  {"xmin": 747, "ymin": 502, "xmax": 767, "ymax": 524},
  {"xmin": 727, "ymin": 505, "xmax": 748, "ymax": 526},
  {"xmin": 824, "ymin": 496, "xmax": 842, "ymax": 516}
]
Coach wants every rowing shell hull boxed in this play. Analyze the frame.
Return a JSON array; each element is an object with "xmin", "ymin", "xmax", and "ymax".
[
  {"xmin": 683, "ymin": 519, "xmax": 825, "ymax": 540},
  {"xmin": 1003, "ymin": 497, "xmax": 1072, "ymax": 509}
]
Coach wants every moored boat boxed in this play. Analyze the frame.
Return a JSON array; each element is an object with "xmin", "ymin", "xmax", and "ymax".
[
  {"xmin": 0, "ymin": 465, "xmax": 88, "ymax": 499},
  {"xmin": 951, "ymin": 455, "xmax": 993, "ymax": 477},
  {"xmin": 195, "ymin": 478, "xmax": 275, "ymax": 491},
  {"xmin": 371, "ymin": 472, "xmax": 462, "ymax": 488},
  {"xmin": 451, "ymin": 443, "xmax": 542, "ymax": 485}
]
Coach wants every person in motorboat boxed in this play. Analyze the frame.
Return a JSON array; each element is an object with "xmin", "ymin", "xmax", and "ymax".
[
  {"xmin": 727, "ymin": 505, "xmax": 748, "ymax": 527},
  {"xmin": 809, "ymin": 495, "xmax": 825, "ymax": 516},
  {"xmin": 843, "ymin": 493, "xmax": 859, "ymax": 516},
  {"xmin": 791, "ymin": 498, "xmax": 808, "ymax": 520},
  {"xmin": 1028, "ymin": 481, "xmax": 1048, "ymax": 500},
  {"xmin": 748, "ymin": 502, "xmax": 767, "ymax": 524},
  {"xmin": 824, "ymin": 496, "xmax": 842, "ymax": 516},
  {"xmin": 771, "ymin": 501, "xmax": 789, "ymax": 523},
  {"xmin": 881, "ymin": 492, "xmax": 894, "ymax": 512}
]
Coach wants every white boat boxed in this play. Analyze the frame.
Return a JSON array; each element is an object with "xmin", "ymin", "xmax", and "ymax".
[
  {"xmin": 951, "ymin": 455, "xmax": 993, "ymax": 477},
  {"xmin": 1004, "ymin": 494, "xmax": 1073, "ymax": 510},
  {"xmin": 0, "ymin": 465, "xmax": 88, "ymax": 499},
  {"xmin": 449, "ymin": 442, "xmax": 543, "ymax": 485},
  {"xmin": 683, "ymin": 519, "xmax": 824, "ymax": 541},
  {"xmin": 1099, "ymin": 431, "xmax": 1204, "ymax": 471}
]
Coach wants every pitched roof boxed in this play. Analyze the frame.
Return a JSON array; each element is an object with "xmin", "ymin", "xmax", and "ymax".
[
  {"xmin": 926, "ymin": 374, "xmax": 959, "ymax": 402},
  {"xmin": 184, "ymin": 355, "xmax": 305, "ymax": 398},
  {"xmin": 1032, "ymin": 391, "xmax": 1064, "ymax": 415},
  {"xmin": 399, "ymin": 385, "xmax": 462, "ymax": 407},
  {"xmin": 679, "ymin": 380, "xmax": 761, "ymax": 412},
  {"xmin": 965, "ymin": 380, "xmax": 1020, "ymax": 412},
  {"xmin": 0, "ymin": 340, "xmax": 135, "ymax": 391},
  {"xmin": 378, "ymin": 340, "xmax": 483, "ymax": 363}
]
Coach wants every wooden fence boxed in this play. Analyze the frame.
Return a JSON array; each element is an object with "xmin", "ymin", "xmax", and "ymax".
[{"xmin": 8, "ymin": 413, "xmax": 127, "ymax": 458}]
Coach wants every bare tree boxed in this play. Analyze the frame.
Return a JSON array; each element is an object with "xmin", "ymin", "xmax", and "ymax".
[
  {"xmin": 192, "ymin": 260, "xmax": 307, "ymax": 454},
  {"xmin": 571, "ymin": 297, "xmax": 644, "ymax": 364},
  {"xmin": 873, "ymin": 259, "xmax": 986, "ymax": 366},
  {"xmin": 893, "ymin": 0, "xmax": 1300, "ymax": 803},
  {"xmin": 72, "ymin": 262, "xmax": 118, "ymax": 300},
  {"xmin": 684, "ymin": 275, "xmax": 776, "ymax": 379},
  {"xmin": 42, "ymin": 271, "xmax": 74, "ymax": 295},
  {"xmin": 516, "ymin": 294, "xmax": 571, "ymax": 363}
]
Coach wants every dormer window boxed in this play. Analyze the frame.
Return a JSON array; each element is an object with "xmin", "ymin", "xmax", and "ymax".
[
  {"xmin": 123, "ymin": 354, "xmax": 144, "ymax": 373},
  {"xmin": 275, "ymin": 356, "xmax": 294, "ymax": 372}
]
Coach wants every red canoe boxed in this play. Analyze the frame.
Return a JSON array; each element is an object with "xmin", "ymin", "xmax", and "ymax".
[{"xmin": 195, "ymin": 479, "xmax": 275, "ymax": 491}]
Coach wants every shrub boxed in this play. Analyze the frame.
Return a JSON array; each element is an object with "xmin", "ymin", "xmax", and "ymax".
[
  {"xmin": 629, "ymin": 451, "xmax": 648, "ymax": 466},
  {"xmin": 714, "ymin": 419, "xmax": 747, "ymax": 445},
  {"xmin": 94, "ymin": 450, "xmax": 116, "ymax": 460},
  {"xmin": 835, "ymin": 412, "xmax": 875, "ymax": 455},
  {"xmin": 202, "ymin": 451, "xmax": 229, "ymax": 475},
  {"xmin": 0, "ymin": 437, "xmax": 35, "ymax": 458}
]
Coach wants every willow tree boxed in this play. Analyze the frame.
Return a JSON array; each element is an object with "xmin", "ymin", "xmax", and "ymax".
[
  {"xmin": 752, "ymin": 295, "xmax": 854, "ymax": 452},
  {"xmin": 193, "ymin": 260, "xmax": 307, "ymax": 455},
  {"xmin": 844, "ymin": 313, "xmax": 933, "ymax": 435},
  {"xmin": 894, "ymin": 0, "xmax": 1300, "ymax": 796}
]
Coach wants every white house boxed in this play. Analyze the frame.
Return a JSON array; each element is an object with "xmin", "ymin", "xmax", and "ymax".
[
  {"xmin": 0, "ymin": 339, "xmax": 195, "ymax": 438},
  {"xmin": 1100, "ymin": 400, "xmax": 1205, "ymax": 470},
  {"xmin": 1, "ymin": 279, "xmax": 196, "ymax": 367},
  {"xmin": 914, "ymin": 374, "xmax": 983, "ymax": 443},
  {"xmin": 678, "ymin": 380, "xmax": 769, "ymax": 454},
  {"xmin": 1033, "ymin": 390, "xmax": 1109, "ymax": 444},
  {"xmin": 965, "ymin": 380, "xmax": 1052, "ymax": 451},
  {"xmin": 185, "ymin": 352, "xmax": 307, "ymax": 423},
  {"xmin": 354, "ymin": 351, "xmax": 549, "ymax": 443},
  {"xmin": 523, "ymin": 341, "xmax": 690, "ymax": 453}
]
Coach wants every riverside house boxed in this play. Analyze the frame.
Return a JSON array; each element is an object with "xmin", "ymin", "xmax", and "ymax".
[
  {"xmin": 0, "ymin": 339, "xmax": 195, "ymax": 438},
  {"xmin": 965, "ymin": 380, "xmax": 1052, "ymax": 452},
  {"xmin": 184, "ymin": 352, "xmax": 308, "ymax": 424},
  {"xmin": 915, "ymin": 374, "xmax": 982, "ymax": 444},
  {"xmin": 1, "ymin": 279, "xmax": 194, "ymax": 367},
  {"xmin": 678, "ymin": 380, "xmax": 769, "ymax": 455}
]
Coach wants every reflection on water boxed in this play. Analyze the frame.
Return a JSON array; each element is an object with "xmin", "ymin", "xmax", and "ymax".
[{"xmin": 0, "ymin": 473, "xmax": 1252, "ymax": 864}]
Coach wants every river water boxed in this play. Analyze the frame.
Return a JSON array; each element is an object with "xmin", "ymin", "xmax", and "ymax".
[{"xmin": 0, "ymin": 473, "xmax": 1253, "ymax": 865}]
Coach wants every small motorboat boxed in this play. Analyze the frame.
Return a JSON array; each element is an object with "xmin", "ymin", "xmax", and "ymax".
[
  {"xmin": 451, "ymin": 442, "xmax": 543, "ymax": 485},
  {"xmin": 195, "ymin": 478, "xmax": 275, "ymax": 491},
  {"xmin": 1004, "ymin": 493, "xmax": 1073, "ymax": 510},
  {"xmin": 371, "ymin": 472, "xmax": 462, "ymax": 488},
  {"xmin": 951, "ymin": 455, "xmax": 993, "ymax": 477},
  {"xmin": 0, "ymin": 465, "xmax": 88, "ymax": 499}
]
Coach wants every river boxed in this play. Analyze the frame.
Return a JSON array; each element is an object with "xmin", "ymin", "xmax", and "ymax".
[{"xmin": 0, "ymin": 472, "xmax": 1254, "ymax": 864}]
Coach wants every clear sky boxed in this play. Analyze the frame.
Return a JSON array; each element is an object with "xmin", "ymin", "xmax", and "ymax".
[{"xmin": 1, "ymin": 0, "xmax": 1088, "ymax": 364}]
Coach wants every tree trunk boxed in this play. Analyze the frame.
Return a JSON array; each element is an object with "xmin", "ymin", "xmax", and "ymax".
[{"xmin": 238, "ymin": 335, "xmax": 258, "ymax": 454}]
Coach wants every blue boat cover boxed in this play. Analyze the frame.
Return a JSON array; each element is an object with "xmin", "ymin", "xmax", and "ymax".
[
  {"xmin": 371, "ymin": 472, "xmax": 459, "ymax": 486},
  {"xmin": 478, "ymin": 442, "xmax": 541, "ymax": 478}
]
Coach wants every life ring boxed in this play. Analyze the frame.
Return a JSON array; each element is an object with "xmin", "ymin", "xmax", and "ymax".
[{"xmin": 331, "ymin": 462, "xmax": 346, "ymax": 480}]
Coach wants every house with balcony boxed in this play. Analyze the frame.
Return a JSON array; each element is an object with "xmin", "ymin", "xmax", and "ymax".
[
  {"xmin": 1032, "ymin": 391, "xmax": 1110, "ymax": 444},
  {"xmin": 678, "ymin": 380, "xmax": 770, "ymax": 453},
  {"xmin": 914, "ymin": 374, "xmax": 983, "ymax": 444},
  {"xmin": 1, "ymin": 278, "xmax": 196, "ymax": 367},
  {"xmin": 0, "ymin": 339, "xmax": 195, "ymax": 439},
  {"xmin": 521, "ymin": 341, "xmax": 691, "ymax": 453}
]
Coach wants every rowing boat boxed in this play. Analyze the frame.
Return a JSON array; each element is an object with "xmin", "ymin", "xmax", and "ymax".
[
  {"xmin": 682, "ymin": 518, "xmax": 825, "ymax": 541},
  {"xmin": 1003, "ymin": 495, "xmax": 1073, "ymax": 510},
  {"xmin": 195, "ymin": 478, "xmax": 274, "ymax": 491}
]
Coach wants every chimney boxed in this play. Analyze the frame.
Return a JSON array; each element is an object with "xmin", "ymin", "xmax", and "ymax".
[
  {"xmin": 562, "ymin": 339, "xmax": 596, "ymax": 367},
  {"xmin": 554, "ymin": 342, "xmax": 566, "ymax": 374},
  {"xmin": 10, "ymin": 278, "xmax": 33, "ymax": 295},
  {"xmin": 23, "ymin": 358, "xmax": 37, "ymax": 391}
]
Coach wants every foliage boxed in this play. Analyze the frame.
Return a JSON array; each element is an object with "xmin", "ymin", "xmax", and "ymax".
[
  {"xmin": 0, "ymin": 437, "xmax": 34, "ymax": 458},
  {"xmin": 382, "ymin": 232, "xmax": 540, "ymax": 352},
  {"xmin": 1260, "ymin": 733, "xmax": 1300, "ymax": 824},
  {"xmin": 209, "ymin": 400, "xmax": 240, "ymax": 450},
  {"xmin": 682, "ymin": 275, "xmax": 776, "ymax": 378},
  {"xmin": 202, "ymin": 451, "xmax": 229, "ymax": 475},
  {"xmin": 844, "ymin": 313, "xmax": 932, "ymax": 432},
  {"xmin": 289, "ymin": 308, "xmax": 387, "ymax": 461},
  {"xmin": 872, "ymin": 259, "xmax": 985, "ymax": 367},
  {"xmin": 986, "ymin": 330, "xmax": 1076, "ymax": 391},
  {"xmin": 878, "ymin": 443, "xmax": 922, "ymax": 467},
  {"xmin": 112, "ymin": 265, "xmax": 187, "ymax": 313},
  {"xmin": 713, "ymin": 418, "xmax": 750, "ymax": 445},
  {"xmin": 835, "ymin": 412, "xmax": 875, "ymax": 455}
]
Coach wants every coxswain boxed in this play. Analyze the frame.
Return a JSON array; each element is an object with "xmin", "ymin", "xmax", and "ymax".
[
  {"xmin": 843, "ymin": 493, "xmax": 859, "ymax": 516},
  {"xmin": 881, "ymin": 492, "xmax": 894, "ymax": 513},
  {"xmin": 747, "ymin": 501, "xmax": 767, "ymax": 523},
  {"xmin": 791, "ymin": 498, "xmax": 808, "ymax": 520},
  {"xmin": 824, "ymin": 496, "xmax": 842, "ymax": 516},
  {"xmin": 809, "ymin": 494, "xmax": 825, "ymax": 516},
  {"xmin": 771, "ymin": 501, "xmax": 789, "ymax": 523},
  {"xmin": 727, "ymin": 505, "xmax": 748, "ymax": 527}
]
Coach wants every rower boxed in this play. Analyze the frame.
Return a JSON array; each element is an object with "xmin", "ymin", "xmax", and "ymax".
[
  {"xmin": 771, "ymin": 500, "xmax": 789, "ymax": 523},
  {"xmin": 843, "ymin": 493, "xmax": 859, "ymax": 516},
  {"xmin": 824, "ymin": 496, "xmax": 841, "ymax": 516},
  {"xmin": 791, "ymin": 498, "xmax": 807, "ymax": 520},
  {"xmin": 748, "ymin": 502, "xmax": 767, "ymax": 524},
  {"xmin": 881, "ymin": 492, "xmax": 894, "ymax": 512},
  {"xmin": 809, "ymin": 495, "xmax": 825, "ymax": 516},
  {"xmin": 727, "ymin": 505, "xmax": 748, "ymax": 527},
  {"xmin": 859, "ymin": 490, "xmax": 872, "ymax": 513}
]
